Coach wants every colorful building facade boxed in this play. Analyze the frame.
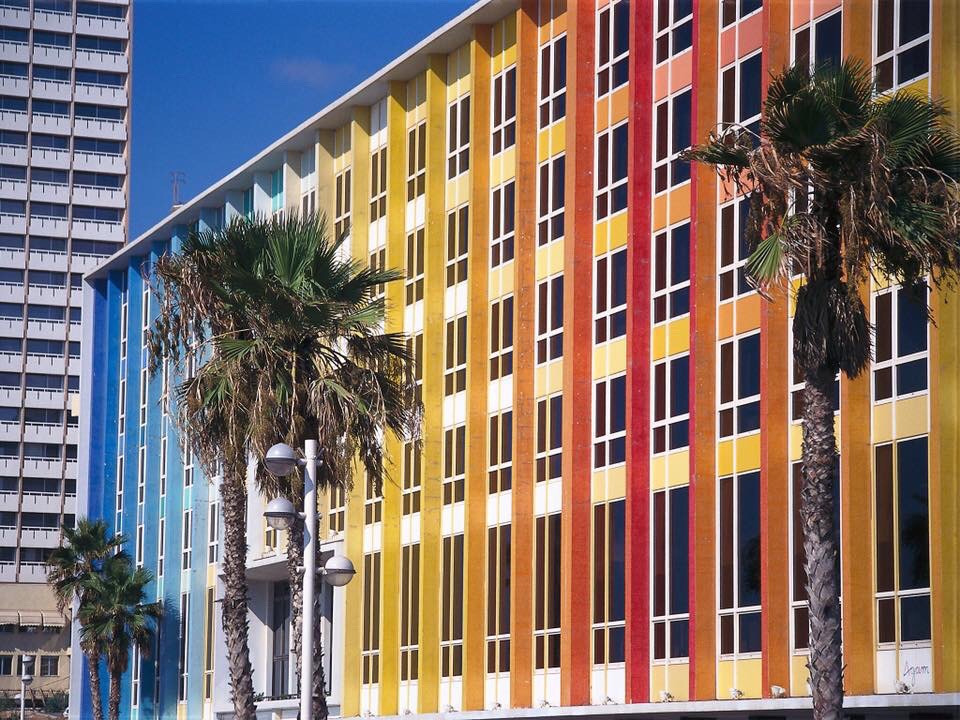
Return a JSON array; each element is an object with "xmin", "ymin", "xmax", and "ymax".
[{"xmin": 76, "ymin": 0, "xmax": 959, "ymax": 718}]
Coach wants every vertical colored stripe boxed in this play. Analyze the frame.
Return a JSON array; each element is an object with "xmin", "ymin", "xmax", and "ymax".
[
  {"xmin": 464, "ymin": 25, "xmax": 493, "ymax": 712},
  {"xmin": 559, "ymin": 0, "xmax": 593, "ymax": 706},
  {"xmin": 838, "ymin": 0, "xmax": 876, "ymax": 697},
  {"xmin": 625, "ymin": 0, "xmax": 654, "ymax": 704},
  {"xmin": 341, "ymin": 106, "xmax": 371, "ymax": 719},
  {"xmin": 759, "ymin": 0, "xmax": 792, "ymax": 698},
  {"xmin": 689, "ymin": 0, "xmax": 719, "ymax": 700}
]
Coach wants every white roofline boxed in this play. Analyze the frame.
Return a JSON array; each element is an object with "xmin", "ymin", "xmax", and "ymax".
[{"xmin": 87, "ymin": 0, "xmax": 516, "ymax": 281}]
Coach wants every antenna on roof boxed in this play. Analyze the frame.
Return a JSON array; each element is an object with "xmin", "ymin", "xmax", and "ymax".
[{"xmin": 170, "ymin": 171, "xmax": 186, "ymax": 210}]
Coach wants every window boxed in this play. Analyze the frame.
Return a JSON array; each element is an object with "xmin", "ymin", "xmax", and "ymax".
[
  {"xmin": 535, "ymin": 513, "xmax": 562, "ymax": 668},
  {"xmin": 328, "ymin": 482, "xmax": 346, "ymax": 535},
  {"xmin": 721, "ymin": 0, "xmax": 763, "ymax": 27},
  {"xmin": 446, "ymin": 205, "xmax": 469, "ymax": 286},
  {"xmin": 719, "ymin": 471, "xmax": 761, "ymax": 655},
  {"xmin": 181, "ymin": 509, "xmax": 191, "ymax": 570},
  {"xmin": 720, "ymin": 52, "xmax": 762, "ymax": 139},
  {"xmin": 370, "ymin": 146, "xmax": 387, "ymax": 222},
  {"xmin": 444, "ymin": 315, "xmax": 467, "ymax": 396},
  {"xmin": 654, "ymin": 89, "xmax": 691, "ymax": 193},
  {"xmin": 488, "ymin": 411, "xmax": 513, "ymax": 493},
  {"xmin": 178, "ymin": 593, "xmax": 189, "ymax": 701},
  {"xmin": 0, "ymin": 655, "xmax": 10, "ymax": 675},
  {"xmin": 718, "ymin": 333, "xmax": 760, "ymax": 437},
  {"xmin": 790, "ymin": 459, "xmax": 840, "ymax": 650},
  {"xmin": 874, "ymin": 284, "xmax": 928, "ymax": 401},
  {"xmin": 407, "ymin": 332, "xmax": 423, "ymax": 408},
  {"xmin": 440, "ymin": 534, "xmax": 464, "ymax": 677},
  {"xmin": 407, "ymin": 122, "xmax": 426, "ymax": 201},
  {"xmin": 652, "ymin": 487, "xmax": 689, "ymax": 659},
  {"xmin": 369, "ymin": 247, "xmax": 386, "ymax": 300},
  {"xmin": 653, "ymin": 354, "xmax": 690, "ymax": 452},
  {"xmin": 653, "ymin": 222, "xmax": 691, "ymax": 322},
  {"xmin": 539, "ymin": 35, "xmax": 567, "ymax": 127},
  {"xmin": 536, "ymin": 394, "xmax": 562, "ymax": 483},
  {"xmin": 536, "ymin": 275, "xmax": 564, "ymax": 363},
  {"xmin": 207, "ymin": 502, "xmax": 219, "ymax": 564},
  {"xmin": 491, "ymin": 182, "xmax": 515, "ymax": 267},
  {"xmin": 597, "ymin": 0, "xmax": 630, "ymax": 96},
  {"xmin": 486, "ymin": 524, "xmax": 511, "ymax": 672},
  {"xmin": 443, "ymin": 424, "xmax": 466, "ymax": 505},
  {"xmin": 402, "ymin": 441, "xmax": 421, "ymax": 516},
  {"xmin": 400, "ymin": 544, "xmax": 420, "ymax": 680},
  {"xmin": 491, "ymin": 66, "xmax": 516, "ymax": 155},
  {"xmin": 874, "ymin": 0, "xmax": 930, "ymax": 92},
  {"xmin": 719, "ymin": 197, "xmax": 753, "ymax": 300},
  {"xmin": 793, "ymin": 9, "xmax": 842, "ymax": 71},
  {"xmin": 447, "ymin": 95, "xmax": 470, "ymax": 178},
  {"xmin": 595, "ymin": 248, "xmax": 627, "ymax": 342},
  {"xmin": 594, "ymin": 375, "xmax": 626, "ymax": 469},
  {"xmin": 362, "ymin": 552, "xmax": 381, "ymax": 684},
  {"xmin": 596, "ymin": 122, "xmax": 629, "ymax": 219},
  {"xmin": 490, "ymin": 295, "xmax": 514, "ymax": 381},
  {"xmin": 157, "ymin": 518, "xmax": 165, "ymax": 577},
  {"xmin": 405, "ymin": 228, "xmax": 424, "ymax": 305},
  {"xmin": 593, "ymin": 500, "xmax": 626, "ymax": 664},
  {"xmin": 204, "ymin": 588, "xmax": 215, "ymax": 699},
  {"xmin": 876, "ymin": 436, "xmax": 930, "ymax": 643},
  {"xmin": 364, "ymin": 474, "xmax": 382, "ymax": 525},
  {"xmin": 655, "ymin": 0, "xmax": 693, "ymax": 63},
  {"xmin": 537, "ymin": 154, "xmax": 565, "ymax": 246},
  {"xmin": 271, "ymin": 583, "xmax": 290, "ymax": 699},
  {"xmin": 334, "ymin": 168, "xmax": 351, "ymax": 239},
  {"xmin": 39, "ymin": 655, "xmax": 58, "ymax": 676}
]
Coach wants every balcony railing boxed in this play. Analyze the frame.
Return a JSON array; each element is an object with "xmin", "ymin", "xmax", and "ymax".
[
  {"xmin": 0, "ymin": 177, "xmax": 26, "ymax": 199},
  {"xmin": 74, "ymin": 82, "xmax": 127, "ymax": 106},
  {"xmin": 73, "ymin": 150, "xmax": 125, "ymax": 173},
  {"xmin": 31, "ymin": 43, "xmax": 71, "ymax": 65},
  {"xmin": 31, "ymin": 77, "xmax": 70, "ymax": 101},
  {"xmin": 72, "ymin": 217, "xmax": 123, "ymax": 241},
  {"xmin": 73, "ymin": 184, "xmax": 123, "ymax": 206},
  {"xmin": 73, "ymin": 116, "xmax": 127, "ymax": 140},
  {"xmin": 31, "ymin": 111, "xmax": 70, "ymax": 134},
  {"xmin": 0, "ymin": 41, "xmax": 27, "ymax": 63},
  {"xmin": 75, "ymin": 48, "xmax": 127, "ymax": 73},
  {"xmin": 32, "ymin": 8, "xmax": 72, "ymax": 32},
  {"xmin": 0, "ymin": 109, "xmax": 26, "ymax": 131},
  {"xmin": 76, "ymin": 13, "xmax": 128, "ymax": 38},
  {"xmin": 0, "ymin": 73, "xmax": 27, "ymax": 94},
  {"xmin": 30, "ymin": 146, "xmax": 68, "ymax": 168}
]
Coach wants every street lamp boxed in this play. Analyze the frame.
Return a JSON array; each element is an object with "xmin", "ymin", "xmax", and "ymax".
[
  {"xmin": 20, "ymin": 655, "xmax": 33, "ymax": 720},
  {"xmin": 262, "ymin": 441, "xmax": 355, "ymax": 720}
]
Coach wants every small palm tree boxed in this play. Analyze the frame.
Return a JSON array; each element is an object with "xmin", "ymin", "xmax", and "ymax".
[
  {"xmin": 686, "ymin": 60, "xmax": 960, "ymax": 720},
  {"xmin": 148, "ymin": 212, "xmax": 418, "ymax": 719},
  {"xmin": 78, "ymin": 556, "xmax": 162, "ymax": 720},
  {"xmin": 46, "ymin": 519, "xmax": 126, "ymax": 720}
]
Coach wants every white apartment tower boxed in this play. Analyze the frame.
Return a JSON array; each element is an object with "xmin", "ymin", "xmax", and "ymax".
[{"xmin": 0, "ymin": 0, "xmax": 129, "ymax": 703}]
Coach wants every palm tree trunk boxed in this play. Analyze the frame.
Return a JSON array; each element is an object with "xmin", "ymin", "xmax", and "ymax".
[
  {"xmin": 801, "ymin": 364, "xmax": 844, "ymax": 720},
  {"xmin": 106, "ymin": 667, "xmax": 121, "ymax": 720},
  {"xmin": 313, "ymin": 587, "xmax": 328, "ymax": 720},
  {"xmin": 286, "ymin": 519, "xmax": 304, "ymax": 695},
  {"xmin": 220, "ymin": 474, "xmax": 258, "ymax": 720},
  {"xmin": 86, "ymin": 647, "xmax": 104, "ymax": 720}
]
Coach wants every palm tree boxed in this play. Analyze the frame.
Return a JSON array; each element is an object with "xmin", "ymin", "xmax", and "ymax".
[
  {"xmin": 78, "ymin": 555, "xmax": 163, "ymax": 720},
  {"xmin": 686, "ymin": 60, "xmax": 960, "ymax": 720},
  {"xmin": 148, "ymin": 212, "xmax": 418, "ymax": 719},
  {"xmin": 46, "ymin": 519, "xmax": 126, "ymax": 720}
]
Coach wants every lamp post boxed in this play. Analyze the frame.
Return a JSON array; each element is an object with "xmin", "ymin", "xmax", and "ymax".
[
  {"xmin": 20, "ymin": 655, "xmax": 33, "ymax": 720},
  {"xmin": 263, "ymin": 441, "xmax": 355, "ymax": 720}
]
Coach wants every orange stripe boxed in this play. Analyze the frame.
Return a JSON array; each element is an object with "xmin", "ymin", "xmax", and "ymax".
[
  {"xmin": 838, "ymin": 0, "xmax": 875, "ymax": 697},
  {"xmin": 689, "ymin": 0, "xmax": 719, "ymax": 700},
  {"xmin": 759, "ymin": 0, "xmax": 791, "ymax": 698},
  {"xmin": 510, "ymin": 4, "xmax": 536, "ymax": 706},
  {"xmin": 463, "ymin": 26, "xmax": 492, "ymax": 712},
  {"xmin": 559, "ymin": 0, "xmax": 594, "ymax": 706}
]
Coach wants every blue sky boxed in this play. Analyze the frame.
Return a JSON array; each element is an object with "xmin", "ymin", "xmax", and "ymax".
[{"xmin": 131, "ymin": 0, "xmax": 475, "ymax": 237}]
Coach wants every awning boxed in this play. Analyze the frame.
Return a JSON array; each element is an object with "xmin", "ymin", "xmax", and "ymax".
[
  {"xmin": 0, "ymin": 610, "xmax": 17, "ymax": 625},
  {"xmin": 42, "ymin": 612, "xmax": 66, "ymax": 628},
  {"xmin": 18, "ymin": 610, "xmax": 42, "ymax": 626}
]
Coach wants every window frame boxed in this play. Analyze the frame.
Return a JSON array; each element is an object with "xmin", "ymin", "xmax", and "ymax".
[{"xmin": 539, "ymin": 34, "xmax": 567, "ymax": 129}]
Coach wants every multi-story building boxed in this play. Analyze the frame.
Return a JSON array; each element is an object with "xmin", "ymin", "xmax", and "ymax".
[
  {"xmin": 0, "ymin": 0, "xmax": 130, "ymax": 704},
  {"xmin": 76, "ymin": 0, "xmax": 959, "ymax": 718}
]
